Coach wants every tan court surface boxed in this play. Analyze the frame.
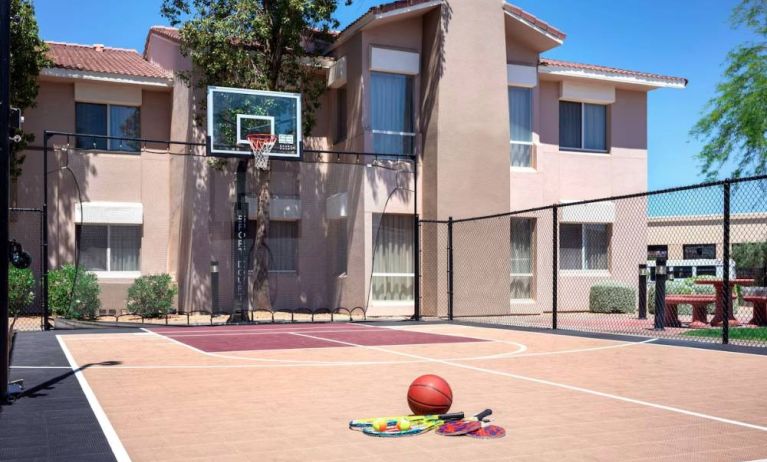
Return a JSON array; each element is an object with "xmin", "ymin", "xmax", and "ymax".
[{"xmin": 59, "ymin": 323, "xmax": 767, "ymax": 461}]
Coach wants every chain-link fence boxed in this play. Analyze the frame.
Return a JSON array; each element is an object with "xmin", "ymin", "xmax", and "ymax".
[
  {"xmin": 420, "ymin": 175, "xmax": 767, "ymax": 347},
  {"xmin": 29, "ymin": 139, "xmax": 416, "ymax": 328},
  {"xmin": 8, "ymin": 208, "xmax": 44, "ymax": 331}
]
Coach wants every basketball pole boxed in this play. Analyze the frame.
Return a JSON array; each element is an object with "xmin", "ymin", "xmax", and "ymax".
[{"xmin": 1, "ymin": 0, "xmax": 13, "ymax": 403}]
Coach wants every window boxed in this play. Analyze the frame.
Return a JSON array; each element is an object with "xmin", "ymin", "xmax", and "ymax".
[
  {"xmin": 77, "ymin": 225, "xmax": 141, "ymax": 272},
  {"xmin": 647, "ymin": 245, "xmax": 668, "ymax": 260},
  {"xmin": 372, "ymin": 214, "xmax": 414, "ymax": 301},
  {"xmin": 335, "ymin": 87, "xmax": 347, "ymax": 143},
  {"xmin": 559, "ymin": 101, "xmax": 607, "ymax": 152},
  {"xmin": 331, "ymin": 218, "xmax": 348, "ymax": 276},
  {"xmin": 508, "ymin": 87, "xmax": 533, "ymax": 167},
  {"xmin": 267, "ymin": 221, "xmax": 298, "ymax": 272},
  {"xmin": 511, "ymin": 218, "xmax": 534, "ymax": 299},
  {"xmin": 683, "ymin": 244, "xmax": 716, "ymax": 260},
  {"xmin": 560, "ymin": 223, "xmax": 609, "ymax": 270},
  {"xmin": 370, "ymin": 72, "xmax": 414, "ymax": 156},
  {"xmin": 75, "ymin": 102, "xmax": 140, "ymax": 152}
]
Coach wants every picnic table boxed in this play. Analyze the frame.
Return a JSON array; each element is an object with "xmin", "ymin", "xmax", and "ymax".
[
  {"xmin": 664, "ymin": 295, "xmax": 719, "ymax": 328},
  {"xmin": 743, "ymin": 295, "xmax": 767, "ymax": 326},
  {"xmin": 694, "ymin": 278, "xmax": 753, "ymax": 327}
]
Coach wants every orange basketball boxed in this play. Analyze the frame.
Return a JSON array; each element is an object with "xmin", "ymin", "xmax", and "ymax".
[{"xmin": 407, "ymin": 374, "xmax": 453, "ymax": 415}]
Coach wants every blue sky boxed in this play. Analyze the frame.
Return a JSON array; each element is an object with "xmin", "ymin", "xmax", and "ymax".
[{"xmin": 34, "ymin": 0, "xmax": 758, "ymax": 190}]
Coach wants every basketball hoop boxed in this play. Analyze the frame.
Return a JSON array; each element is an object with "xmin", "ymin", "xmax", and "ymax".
[{"xmin": 246, "ymin": 133, "xmax": 277, "ymax": 170}]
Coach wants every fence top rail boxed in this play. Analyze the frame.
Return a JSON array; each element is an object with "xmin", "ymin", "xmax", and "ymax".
[
  {"xmin": 447, "ymin": 173, "xmax": 767, "ymax": 224},
  {"xmin": 9, "ymin": 207, "xmax": 43, "ymax": 213}
]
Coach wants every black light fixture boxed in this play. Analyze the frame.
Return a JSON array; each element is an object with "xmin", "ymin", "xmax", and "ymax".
[{"xmin": 8, "ymin": 240, "xmax": 31, "ymax": 269}]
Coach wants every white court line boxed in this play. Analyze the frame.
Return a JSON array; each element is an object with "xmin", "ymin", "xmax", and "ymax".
[
  {"xmin": 139, "ymin": 327, "xmax": 527, "ymax": 364},
  {"xmin": 291, "ymin": 331, "xmax": 767, "ymax": 433},
  {"xmin": 10, "ymin": 365, "xmax": 72, "ymax": 369},
  {"xmin": 149, "ymin": 323, "xmax": 373, "ymax": 336},
  {"xmin": 56, "ymin": 336, "xmax": 131, "ymax": 462}
]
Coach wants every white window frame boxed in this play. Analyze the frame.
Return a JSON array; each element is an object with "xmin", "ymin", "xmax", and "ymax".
[
  {"xmin": 508, "ymin": 86, "xmax": 534, "ymax": 170},
  {"xmin": 78, "ymin": 224, "xmax": 142, "ymax": 278},
  {"xmin": 560, "ymin": 223, "xmax": 611, "ymax": 274},
  {"xmin": 510, "ymin": 218, "xmax": 535, "ymax": 301},
  {"xmin": 76, "ymin": 102, "xmax": 141, "ymax": 153},
  {"xmin": 370, "ymin": 71, "xmax": 416, "ymax": 156},
  {"xmin": 559, "ymin": 101, "xmax": 608, "ymax": 154},
  {"xmin": 371, "ymin": 214, "xmax": 415, "ymax": 303}
]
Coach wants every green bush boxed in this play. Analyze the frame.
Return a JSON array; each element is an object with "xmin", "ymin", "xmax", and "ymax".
[
  {"xmin": 126, "ymin": 274, "xmax": 177, "ymax": 318},
  {"xmin": 48, "ymin": 265, "xmax": 101, "ymax": 320},
  {"xmin": 589, "ymin": 281, "xmax": 636, "ymax": 313},
  {"xmin": 9, "ymin": 267, "xmax": 36, "ymax": 316},
  {"xmin": 648, "ymin": 278, "xmax": 715, "ymax": 315}
]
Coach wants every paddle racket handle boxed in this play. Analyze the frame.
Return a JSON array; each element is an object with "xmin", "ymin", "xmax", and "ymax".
[
  {"xmin": 475, "ymin": 409, "xmax": 492, "ymax": 421},
  {"xmin": 438, "ymin": 412, "xmax": 465, "ymax": 421}
]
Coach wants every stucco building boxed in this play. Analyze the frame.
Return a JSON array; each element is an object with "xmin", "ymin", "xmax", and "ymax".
[{"xmin": 11, "ymin": 0, "xmax": 686, "ymax": 318}]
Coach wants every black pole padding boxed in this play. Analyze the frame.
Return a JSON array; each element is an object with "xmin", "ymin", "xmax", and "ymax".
[
  {"xmin": 1, "ymin": 0, "xmax": 13, "ymax": 403},
  {"xmin": 638, "ymin": 264, "xmax": 647, "ymax": 320},
  {"xmin": 447, "ymin": 216, "xmax": 454, "ymax": 321},
  {"xmin": 234, "ymin": 160, "xmax": 249, "ymax": 322},
  {"xmin": 552, "ymin": 206, "xmax": 558, "ymax": 330},
  {"xmin": 42, "ymin": 133, "xmax": 50, "ymax": 330},
  {"xmin": 654, "ymin": 257, "xmax": 666, "ymax": 330},
  {"xmin": 413, "ymin": 214, "xmax": 420, "ymax": 321},
  {"xmin": 722, "ymin": 180, "xmax": 731, "ymax": 345}
]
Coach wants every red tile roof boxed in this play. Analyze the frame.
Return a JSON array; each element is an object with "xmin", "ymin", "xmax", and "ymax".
[
  {"xmin": 539, "ymin": 58, "xmax": 688, "ymax": 86},
  {"xmin": 47, "ymin": 41, "xmax": 172, "ymax": 79},
  {"xmin": 336, "ymin": 0, "xmax": 442, "ymax": 39},
  {"xmin": 504, "ymin": 4, "xmax": 566, "ymax": 41},
  {"xmin": 149, "ymin": 26, "xmax": 181, "ymax": 43}
]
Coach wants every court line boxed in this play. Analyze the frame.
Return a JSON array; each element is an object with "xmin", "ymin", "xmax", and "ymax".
[
  {"xmin": 148, "ymin": 323, "xmax": 373, "ymax": 335},
  {"xmin": 139, "ymin": 326, "xmax": 527, "ymax": 364},
  {"xmin": 291, "ymin": 332, "xmax": 767, "ymax": 433},
  {"xmin": 56, "ymin": 336, "xmax": 131, "ymax": 462}
]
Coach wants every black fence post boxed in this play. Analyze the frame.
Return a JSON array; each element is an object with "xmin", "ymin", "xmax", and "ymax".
[
  {"xmin": 552, "ymin": 205, "xmax": 558, "ymax": 330},
  {"xmin": 723, "ymin": 180, "xmax": 731, "ymax": 345},
  {"xmin": 447, "ymin": 216, "xmax": 454, "ymax": 321},
  {"xmin": 42, "ymin": 133, "xmax": 50, "ymax": 330},
  {"xmin": 0, "ymin": 0, "xmax": 11, "ymax": 402},
  {"xmin": 638, "ymin": 264, "xmax": 647, "ymax": 320},
  {"xmin": 414, "ymin": 214, "xmax": 420, "ymax": 321},
  {"xmin": 654, "ymin": 256, "xmax": 667, "ymax": 330}
]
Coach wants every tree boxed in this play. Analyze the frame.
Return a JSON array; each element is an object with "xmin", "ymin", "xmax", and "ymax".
[
  {"xmin": 691, "ymin": 0, "xmax": 767, "ymax": 179},
  {"xmin": 10, "ymin": 0, "xmax": 50, "ymax": 178},
  {"xmin": 161, "ymin": 0, "xmax": 349, "ymax": 310}
]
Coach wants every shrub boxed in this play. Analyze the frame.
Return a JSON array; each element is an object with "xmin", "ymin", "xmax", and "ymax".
[
  {"xmin": 48, "ymin": 265, "xmax": 101, "ymax": 320},
  {"xmin": 589, "ymin": 281, "xmax": 636, "ymax": 313},
  {"xmin": 126, "ymin": 274, "xmax": 177, "ymax": 318},
  {"xmin": 648, "ymin": 278, "xmax": 715, "ymax": 315},
  {"xmin": 9, "ymin": 267, "xmax": 35, "ymax": 316}
]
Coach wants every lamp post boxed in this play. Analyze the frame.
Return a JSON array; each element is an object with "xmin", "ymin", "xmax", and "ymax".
[
  {"xmin": 638, "ymin": 264, "xmax": 648, "ymax": 320},
  {"xmin": 654, "ymin": 257, "xmax": 667, "ymax": 330}
]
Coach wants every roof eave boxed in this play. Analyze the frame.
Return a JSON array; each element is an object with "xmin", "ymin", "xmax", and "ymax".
[
  {"xmin": 538, "ymin": 66, "xmax": 687, "ymax": 90},
  {"xmin": 502, "ymin": 8, "xmax": 564, "ymax": 51},
  {"xmin": 40, "ymin": 67, "xmax": 174, "ymax": 88},
  {"xmin": 328, "ymin": 0, "xmax": 443, "ymax": 53}
]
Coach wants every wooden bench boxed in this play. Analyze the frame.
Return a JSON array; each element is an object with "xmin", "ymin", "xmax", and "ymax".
[
  {"xmin": 743, "ymin": 295, "xmax": 767, "ymax": 326},
  {"xmin": 664, "ymin": 295, "xmax": 717, "ymax": 328}
]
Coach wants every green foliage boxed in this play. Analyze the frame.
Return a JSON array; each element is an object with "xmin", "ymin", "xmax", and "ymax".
[
  {"xmin": 10, "ymin": 0, "xmax": 51, "ymax": 178},
  {"xmin": 732, "ymin": 242, "xmax": 767, "ymax": 268},
  {"xmin": 691, "ymin": 0, "xmax": 767, "ymax": 179},
  {"xmin": 48, "ymin": 265, "xmax": 101, "ymax": 320},
  {"xmin": 648, "ymin": 278, "xmax": 716, "ymax": 315},
  {"xmin": 9, "ymin": 267, "xmax": 35, "ymax": 316},
  {"xmin": 126, "ymin": 274, "xmax": 178, "ymax": 318},
  {"xmin": 160, "ymin": 0, "xmax": 350, "ymax": 134},
  {"xmin": 589, "ymin": 281, "xmax": 636, "ymax": 313}
]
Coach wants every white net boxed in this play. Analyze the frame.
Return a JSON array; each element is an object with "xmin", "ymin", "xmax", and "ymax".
[{"xmin": 247, "ymin": 134, "xmax": 277, "ymax": 170}]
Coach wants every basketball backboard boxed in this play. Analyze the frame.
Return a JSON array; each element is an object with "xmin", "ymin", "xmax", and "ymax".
[{"xmin": 207, "ymin": 86, "xmax": 302, "ymax": 158}]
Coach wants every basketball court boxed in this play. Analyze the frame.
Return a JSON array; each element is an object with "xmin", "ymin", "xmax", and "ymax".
[{"xmin": 9, "ymin": 323, "xmax": 761, "ymax": 461}]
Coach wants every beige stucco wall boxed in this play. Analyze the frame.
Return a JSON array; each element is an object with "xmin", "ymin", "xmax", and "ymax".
[{"xmin": 648, "ymin": 214, "xmax": 767, "ymax": 261}]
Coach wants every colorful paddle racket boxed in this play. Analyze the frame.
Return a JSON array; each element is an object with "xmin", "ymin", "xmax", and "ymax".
[
  {"xmin": 360, "ymin": 412, "xmax": 465, "ymax": 438},
  {"xmin": 349, "ymin": 411, "xmax": 464, "ymax": 431},
  {"xmin": 466, "ymin": 424, "xmax": 505, "ymax": 439},
  {"xmin": 436, "ymin": 409, "xmax": 493, "ymax": 436}
]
